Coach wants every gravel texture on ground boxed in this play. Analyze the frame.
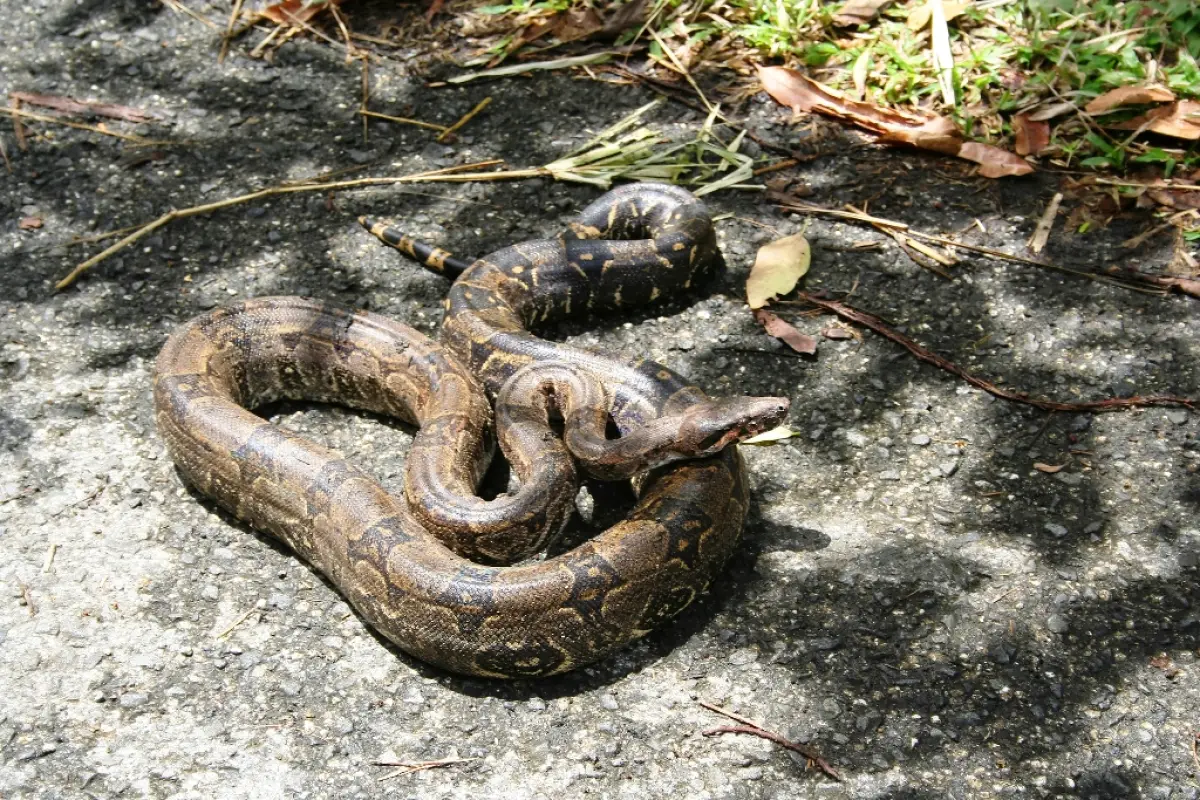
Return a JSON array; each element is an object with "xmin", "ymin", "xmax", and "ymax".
[{"xmin": 2, "ymin": 2, "xmax": 1199, "ymax": 799}]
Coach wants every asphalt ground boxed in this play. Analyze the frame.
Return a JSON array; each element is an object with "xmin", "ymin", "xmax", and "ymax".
[{"xmin": 1, "ymin": 2, "xmax": 1198, "ymax": 798}]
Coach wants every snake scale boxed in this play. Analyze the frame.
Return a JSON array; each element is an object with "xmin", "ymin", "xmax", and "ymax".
[{"xmin": 155, "ymin": 183, "xmax": 789, "ymax": 678}]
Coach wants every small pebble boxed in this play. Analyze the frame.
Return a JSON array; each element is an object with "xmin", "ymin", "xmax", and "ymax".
[
  {"xmin": 1044, "ymin": 523, "xmax": 1069, "ymax": 539},
  {"xmin": 910, "ymin": 433, "xmax": 931, "ymax": 446},
  {"xmin": 118, "ymin": 692, "xmax": 149, "ymax": 708}
]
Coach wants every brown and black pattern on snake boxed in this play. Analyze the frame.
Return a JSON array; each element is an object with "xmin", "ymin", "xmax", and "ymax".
[{"xmin": 156, "ymin": 185, "xmax": 789, "ymax": 678}]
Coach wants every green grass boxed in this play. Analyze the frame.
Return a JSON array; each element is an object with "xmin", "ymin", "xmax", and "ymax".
[{"xmin": 462, "ymin": 0, "xmax": 1200, "ymax": 223}]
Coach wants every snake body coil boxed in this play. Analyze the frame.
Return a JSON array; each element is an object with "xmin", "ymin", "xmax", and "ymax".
[{"xmin": 155, "ymin": 184, "xmax": 788, "ymax": 678}]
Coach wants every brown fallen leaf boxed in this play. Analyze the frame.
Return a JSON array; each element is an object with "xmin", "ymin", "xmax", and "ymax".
[
  {"xmin": 261, "ymin": 0, "xmax": 342, "ymax": 25},
  {"xmin": 754, "ymin": 309, "xmax": 818, "ymax": 355},
  {"xmin": 906, "ymin": 0, "xmax": 970, "ymax": 31},
  {"xmin": 758, "ymin": 67, "xmax": 1032, "ymax": 176},
  {"xmin": 1107, "ymin": 101, "xmax": 1200, "ymax": 140},
  {"xmin": 746, "ymin": 233, "xmax": 811, "ymax": 309},
  {"xmin": 1033, "ymin": 462, "xmax": 1066, "ymax": 474},
  {"xmin": 1147, "ymin": 188, "xmax": 1200, "ymax": 210},
  {"xmin": 18, "ymin": 216, "xmax": 43, "ymax": 230},
  {"xmin": 759, "ymin": 66, "xmax": 960, "ymax": 153},
  {"xmin": 1149, "ymin": 654, "xmax": 1181, "ymax": 677},
  {"xmin": 832, "ymin": 0, "xmax": 894, "ymax": 26},
  {"xmin": 958, "ymin": 142, "xmax": 1035, "ymax": 178},
  {"xmin": 1013, "ymin": 112, "xmax": 1050, "ymax": 156},
  {"xmin": 551, "ymin": 7, "xmax": 605, "ymax": 43},
  {"xmin": 1084, "ymin": 85, "xmax": 1175, "ymax": 114}
]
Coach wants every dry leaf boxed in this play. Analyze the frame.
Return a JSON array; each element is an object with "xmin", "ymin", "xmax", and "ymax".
[
  {"xmin": 754, "ymin": 309, "xmax": 818, "ymax": 355},
  {"xmin": 1013, "ymin": 113, "xmax": 1050, "ymax": 156},
  {"xmin": 759, "ymin": 67, "xmax": 1033, "ymax": 177},
  {"xmin": 906, "ymin": 0, "xmax": 969, "ymax": 31},
  {"xmin": 261, "ymin": 0, "xmax": 343, "ymax": 25},
  {"xmin": 746, "ymin": 233, "xmax": 811, "ymax": 309},
  {"xmin": 1107, "ymin": 101, "xmax": 1200, "ymax": 140},
  {"xmin": 833, "ymin": 0, "xmax": 894, "ymax": 26},
  {"xmin": 958, "ymin": 142, "xmax": 1035, "ymax": 177},
  {"xmin": 927, "ymin": 0, "xmax": 957, "ymax": 106},
  {"xmin": 1149, "ymin": 654, "xmax": 1181, "ymax": 677},
  {"xmin": 851, "ymin": 47, "xmax": 873, "ymax": 99},
  {"xmin": 1084, "ymin": 85, "xmax": 1175, "ymax": 114},
  {"xmin": 742, "ymin": 425, "xmax": 802, "ymax": 445},
  {"xmin": 1146, "ymin": 188, "xmax": 1200, "ymax": 210},
  {"xmin": 1033, "ymin": 462, "xmax": 1066, "ymax": 474},
  {"xmin": 550, "ymin": 7, "xmax": 605, "ymax": 43},
  {"xmin": 759, "ymin": 66, "xmax": 960, "ymax": 154},
  {"xmin": 18, "ymin": 216, "xmax": 43, "ymax": 230}
]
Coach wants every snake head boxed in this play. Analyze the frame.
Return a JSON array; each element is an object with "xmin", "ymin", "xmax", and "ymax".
[{"xmin": 677, "ymin": 395, "xmax": 791, "ymax": 458}]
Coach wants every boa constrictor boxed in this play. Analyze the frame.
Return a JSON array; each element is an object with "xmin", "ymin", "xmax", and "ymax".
[{"xmin": 155, "ymin": 183, "xmax": 789, "ymax": 677}]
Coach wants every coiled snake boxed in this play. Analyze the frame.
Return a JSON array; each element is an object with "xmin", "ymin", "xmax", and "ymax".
[{"xmin": 155, "ymin": 183, "xmax": 789, "ymax": 677}]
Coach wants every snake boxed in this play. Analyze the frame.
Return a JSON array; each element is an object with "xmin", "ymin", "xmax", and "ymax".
[{"xmin": 154, "ymin": 183, "xmax": 789, "ymax": 678}]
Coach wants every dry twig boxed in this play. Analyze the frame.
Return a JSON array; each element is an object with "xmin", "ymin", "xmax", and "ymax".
[
  {"xmin": 373, "ymin": 757, "xmax": 475, "ymax": 782},
  {"xmin": 437, "ymin": 96, "xmax": 493, "ymax": 143},
  {"xmin": 54, "ymin": 159, "xmax": 504, "ymax": 290},
  {"xmin": 359, "ymin": 109, "xmax": 448, "ymax": 133},
  {"xmin": 775, "ymin": 196, "xmax": 1198, "ymax": 297},
  {"xmin": 0, "ymin": 107, "xmax": 174, "ymax": 146},
  {"xmin": 792, "ymin": 291, "xmax": 1198, "ymax": 412},
  {"xmin": 9, "ymin": 92, "xmax": 155, "ymax": 123},
  {"xmin": 219, "ymin": 0, "xmax": 245, "ymax": 63},
  {"xmin": 699, "ymin": 701, "xmax": 840, "ymax": 780},
  {"xmin": 20, "ymin": 583, "xmax": 37, "ymax": 617},
  {"xmin": 216, "ymin": 608, "xmax": 257, "ymax": 639}
]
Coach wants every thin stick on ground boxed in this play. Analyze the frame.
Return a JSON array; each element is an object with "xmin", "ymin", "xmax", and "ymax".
[
  {"xmin": 327, "ymin": 1, "xmax": 358, "ymax": 64},
  {"xmin": 280, "ymin": 7, "xmax": 354, "ymax": 56},
  {"xmin": 0, "ymin": 107, "xmax": 175, "ymax": 146},
  {"xmin": 9, "ymin": 92, "xmax": 156, "ymax": 123},
  {"xmin": 789, "ymin": 291, "xmax": 1198, "ymax": 412},
  {"xmin": 359, "ymin": 56, "xmax": 370, "ymax": 144},
  {"xmin": 373, "ymin": 757, "xmax": 475, "ymax": 782},
  {"xmin": 250, "ymin": 22, "xmax": 285, "ymax": 58},
  {"xmin": 437, "ymin": 96, "xmax": 492, "ymax": 143},
  {"xmin": 647, "ymin": 27, "xmax": 715, "ymax": 116},
  {"xmin": 54, "ymin": 159, "xmax": 504, "ymax": 290},
  {"xmin": 10, "ymin": 97, "xmax": 27, "ymax": 150},
  {"xmin": 699, "ymin": 701, "xmax": 840, "ymax": 781},
  {"xmin": 219, "ymin": 0, "xmax": 244, "ymax": 63},
  {"xmin": 359, "ymin": 109, "xmax": 448, "ymax": 133},
  {"xmin": 216, "ymin": 608, "xmax": 257, "ymax": 640},
  {"xmin": 20, "ymin": 583, "xmax": 36, "ymax": 617},
  {"xmin": 775, "ymin": 196, "xmax": 1199, "ymax": 298}
]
